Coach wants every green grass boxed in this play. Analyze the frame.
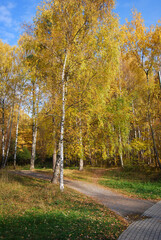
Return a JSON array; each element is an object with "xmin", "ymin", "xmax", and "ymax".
[
  {"xmin": 0, "ymin": 171, "xmax": 127, "ymax": 240},
  {"xmin": 99, "ymin": 178, "xmax": 161, "ymax": 199},
  {"xmin": 13, "ymin": 164, "xmax": 161, "ymax": 200},
  {"xmin": 62, "ymin": 167, "xmax": 161, "ymax": 200},
  {"xmin": 99, "ymin": 168, "xmax": 161, "ymax": 200}
]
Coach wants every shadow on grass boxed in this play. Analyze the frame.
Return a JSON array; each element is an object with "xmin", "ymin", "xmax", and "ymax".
[
  {"xmin": 8, "ymin": 172, "xmax": 49, "ymax": 188},
  {"xmin": 0, "ymin": 212, "xmax": 122, "ymax": 240}
]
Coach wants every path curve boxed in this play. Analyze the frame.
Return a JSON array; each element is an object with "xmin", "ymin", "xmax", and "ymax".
[
  {"xmin": 10, "ymin": 170, "xmax": 161, "ymax": 240},
  {"xmin": 10, "ymin": 170, "xmax": 155, "ymax": 221},
  {"xmin": 65, "ymin": 179, "xmax": 154, "ymax": 219},
  {"xmin": 118, "ymin": 201, "xmax": 161, "ymax": 240}
]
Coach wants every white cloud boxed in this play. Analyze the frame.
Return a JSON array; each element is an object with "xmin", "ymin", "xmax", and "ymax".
[
  {"xmin": 0, "ymin": 1, "xmax": 40, "ymax": 45},
  {"xmin": 7, "ymin": 2, "xmax": 16, "ymax": 9},
  {"xmin": 4, "ymin": 31, "xmax": 15, "ymax": 39},
  {"xmin": 0, "ymin": 6, "xmax": 12, "ymax": 26},
  {"xmin": 0, "ymin": 26, "xmax": 15, "ymax": 45},
  {"xmin": 0, "ymin": 2, "xmax": 15, "ymax": 27}
]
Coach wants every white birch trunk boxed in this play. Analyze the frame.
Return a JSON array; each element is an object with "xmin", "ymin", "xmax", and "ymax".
[
  {"xmin": 30, "ymin": 123, "xmax": 37, "ymax": 170},
  {"xmin": 138, "ymin": 127, "xmax": 144, "ymax": 161},
  {"xmin": 30, "ymin": 82, "xmax": 37, "ymax": 171},
  {"xmin": 158, "ymin": 71, "xmax": 161, "ymax": 89},
  {"xmin": 59, "ymin": 52, "xmax": 68, "ymax": 192},
  {"xmin": 1, "ymin": 99, "xmax": 5, "ymax": 167},
  {"xmin": 132, "ymin": 101, "xmax": 137, "ymax": 139},
  {"xmin": 120, "ymin": 151, "xmax": 124, "ymax": 168},
  {"xmin": 79, "ymin": 119, "xmax": 84, "ymax": 171},
  {"xmin": 14, "ymin": 97, "xmax": 22, "ymax": 169},
  {"xmin": 51, "ymin": 141, "xmax": 60, "ymax": 184},
  {"xmin": 3, "ymin": 104, "xmax": 14, "ymax": 168},
  {"xmin": 4, "ymin": 108, "xmax": 12, "ymax": 151},
  {"xmin": 119, "ymin": 128, "xmax": 124, "ymax": 168}
]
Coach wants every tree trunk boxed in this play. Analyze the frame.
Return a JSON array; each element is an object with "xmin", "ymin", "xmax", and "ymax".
[
  {"xmin": 51, "ymin": 142, "xmax": 60, "ymax": 184},
  {"xmin": 146, "ymin": 71, "xmax": 161, "ymax": 169},
  {"xmin": 149, "ymin": 115, "xmax": 161, "ymax": 168},
  {"xmin": 119, "ymin": 128, "xmax": 124, "ymax": 168},
  {"xmin": 79, "ymin": 120, "xmax": 84, "ymax": 171},
  {"xmin": 53, "ymin": 141, "xmax": 57, "ymax": 171},
  {"xmin": 158, "ymin": 71, "xmax": 161, "ymax": 89},
  {"xmin": 79, "ymin": 157, "xmax": 84, "ymax": 170},
  {"xmin": 59, "ymin": 52, "xmax": 68, "ymax": 192},
  {"xmin": 3, "ymin": 104, "xmax": 14, "ymax": 168},
  {"xmin": 88, "ymin": 144, "xmax": 92, "ymax": 165},
  {"xmin": 30, "ymin": 82, "xmax": 37, "ymax": 171},
  {"xmin": 4, "ymin": 108, "xmax": 12, "ymax": 151},
  {"xmin": 79, "ymin": 158, "xmax": 84, "ymax": 171},
  {"xmin": 14, "ymin": 97, "xmax": 21, "ymax": 169},
  {"xmin": 1, "ymin": 99, "xmax": 5, "ymax": 167},
  {"xmin": 138, "ymin": 127, "xmax": 144, "ymax": 162},
  {"xmin": 132, "ymin": 101, "xmax": 137, "ymax": 139},
  {"xmin": 30, "ymin": 122, "xmax": 37, "ymax": 170}
]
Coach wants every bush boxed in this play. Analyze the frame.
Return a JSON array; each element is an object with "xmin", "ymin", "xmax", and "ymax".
[{"xmin": 16, "ymin": 147, "xmax": 31, "ymax": 165}]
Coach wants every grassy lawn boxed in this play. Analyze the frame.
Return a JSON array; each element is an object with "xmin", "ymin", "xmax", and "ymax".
[
  {"xmin": 99, "ymin": 168, "xmax": 161, "ymax": 200},
  {"xmin": 0, "ymin": 171, "xmax": 127, "ymax": 240},
  {"xmin": 11, "ymin": 164, "xmax": 161, "ymax": 199},
  {"xmin": 62, "ymin": 167, "xmax": 161, "ymax": 200}
]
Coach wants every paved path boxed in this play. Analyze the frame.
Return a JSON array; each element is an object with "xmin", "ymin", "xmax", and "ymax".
[
  {"xmin": 118, "ymin": 201, "xmax": 161, "ymax": 240},
  {"xmin": 10, "ymin": 170, "xmax": 161, "ymax": 239},
  {"xmin": 65, "ymin": 179, "xmax": 154, "ymax": 218},
  {"xmin": 11, "ymin": 170, "xmax": 154, "ymax": 219}
]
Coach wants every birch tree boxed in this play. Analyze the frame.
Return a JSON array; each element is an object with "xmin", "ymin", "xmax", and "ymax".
[
  {"xmin": 0, "ymin": 41, "xmax": 14, "ymax": 167},
  {"xmin": 32, "ymin": 0, "xmax": 116, "ymax": 190},
  {"xmin": 19, "ymin": 34, "xmax": 44, "ymax": 170}
]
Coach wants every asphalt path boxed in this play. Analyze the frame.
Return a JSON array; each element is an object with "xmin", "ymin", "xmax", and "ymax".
[{"xmin": 10, "ymin": 170, "xmax": 155, "ymax": 220}]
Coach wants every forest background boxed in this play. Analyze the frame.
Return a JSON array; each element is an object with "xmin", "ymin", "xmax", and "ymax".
[{"xmin": 0, "ymin": 0, "xmax": 161, "ymax": 190}]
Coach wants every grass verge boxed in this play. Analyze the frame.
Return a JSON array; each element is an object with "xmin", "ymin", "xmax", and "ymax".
[
  {"xmin": 99, "ymin": 168, "xmax": 161, "ymax": 200},
  {"xmin": 0, "ymin": 170, "xmax": 127, "ymax": 240},
  {"xmin": 61, "ymin": 167, "xmax": 161, "ymax": 200},
  {"xmin": 14, "ymin": 165, "xmax": 161, "ymax": 200}
]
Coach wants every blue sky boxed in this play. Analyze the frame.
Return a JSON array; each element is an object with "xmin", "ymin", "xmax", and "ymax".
[
  {"xmin": 0, "ymin": 0, "xmax": 161, "ymax": 46},
  {"xmin": 115, "ymin": 0, "xmax": 161, "ymax": 26}
]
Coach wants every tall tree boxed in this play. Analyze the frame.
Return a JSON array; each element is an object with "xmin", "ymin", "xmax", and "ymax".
[
  {"xmin": 0, "ymin": 41, "xmax": 14, "ymax": 168},
  {"xmin": 19, "ymin": 34, "xmax": 44, "ymax": 170},
  {"xmin": 33, "ymin": 0, "xmax": 116, "ymax": 190}
]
